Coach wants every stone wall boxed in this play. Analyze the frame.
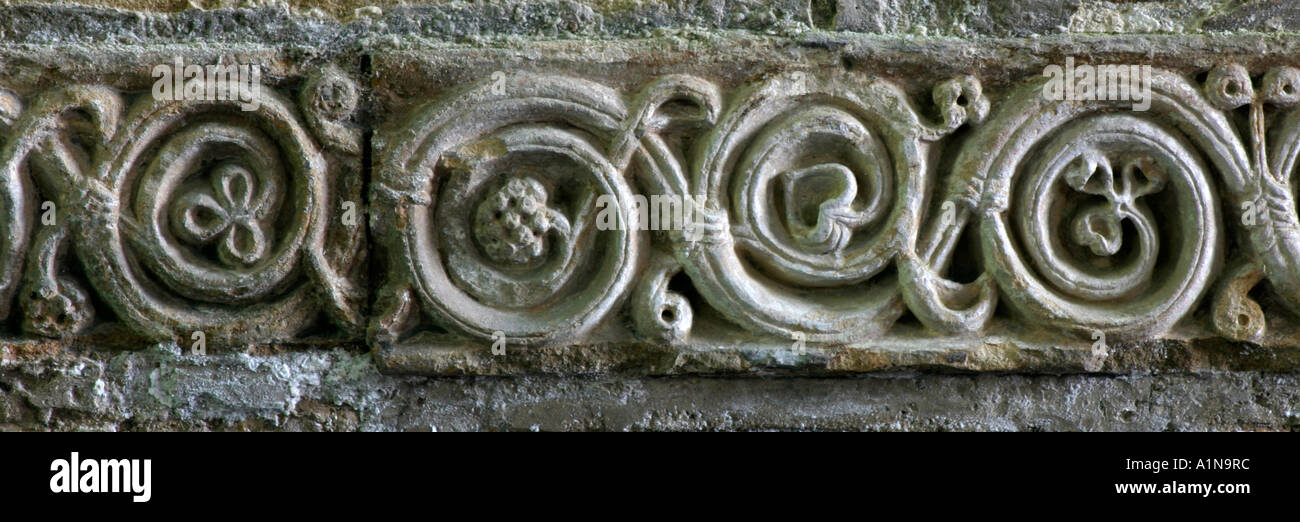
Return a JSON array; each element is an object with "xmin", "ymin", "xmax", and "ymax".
[{"xmin": 2, "ymin": 1, "xmax": 1300, "ymax": 431}]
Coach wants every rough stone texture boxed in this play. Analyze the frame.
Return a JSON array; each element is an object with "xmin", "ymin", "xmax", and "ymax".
[
  {"xmin": 2, "ymin": 1, "xmax": 1300, "ymax": 430},
  {"xmin": 4, "ymin": 345, "xmax": 1299, "ymax": 431},
  {"xmin": 2, "ymin": 1, "xmax": 1299, "ymax": 44}
]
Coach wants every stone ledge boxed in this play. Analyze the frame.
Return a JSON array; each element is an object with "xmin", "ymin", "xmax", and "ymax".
[
  {"xmin": 3, "ymin": 346, "xmax": 1298, "ymax": 431},
  {"xmin": 373, "ymin": 337, "xmax": 1300, "ymax": 377}
]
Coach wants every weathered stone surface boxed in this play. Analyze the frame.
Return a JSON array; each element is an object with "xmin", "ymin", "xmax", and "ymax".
[
  {"xmin": 2, "ymin": 2, "xmax": 1300, "ymax": 430},
  {"xmin": 2, "ymin": 1, "xmax": 1300, "ymax": 44},
  {"xmin": 3, "ymin": 345, "xmax": 1299, "ymax": 431},
  {"xmin": 361, "ymin": 35, "xmax": 1300, "ymax": 370}
]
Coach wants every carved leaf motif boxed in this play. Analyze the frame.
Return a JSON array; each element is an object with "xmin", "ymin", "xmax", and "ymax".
[{"xmin": 172, "ymin": 163, "xmax": 276, "ymax": 267}]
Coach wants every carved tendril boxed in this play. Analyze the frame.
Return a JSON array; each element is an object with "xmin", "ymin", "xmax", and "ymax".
[{"xmin": 20, "ymin": 222, "xmax": 93, "ymax": 338}]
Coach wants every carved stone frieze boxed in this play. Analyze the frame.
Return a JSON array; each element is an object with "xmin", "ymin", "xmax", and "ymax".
[{"xmin": 4, "ymin": 41, "xmax": 1300, "ymax": 376}]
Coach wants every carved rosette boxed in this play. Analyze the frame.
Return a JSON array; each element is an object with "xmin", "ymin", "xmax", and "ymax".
[{"xmin": 373, "ymin": 73, "xmax": 641, "ymax": 346}]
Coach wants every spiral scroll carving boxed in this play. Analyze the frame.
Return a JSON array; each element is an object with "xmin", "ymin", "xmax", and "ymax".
[
  {"xmin": 951, "ymin": 70, "xmax": 1247, "ymax": 338},
  {"xmin": 373, "ymin": 74, "xmax": 640, "ymax": 346},
  {"xmin": 665, "ymin": 72, "xmax": 982, "ymax": 342},
  {"xmin": 370, "ymin": 66, "xmax": 1285, "ymax": 349},
  {"xmin": 11, "ymin": 62, "xmax": 1300, "ymax": 353},
  {"xmin": 981, "ymin": 114, "xmax": 1221, "ymax": 335},
  {"xmin": 1, "ymin": 72, "xmax": 364, "ymax": 344}
]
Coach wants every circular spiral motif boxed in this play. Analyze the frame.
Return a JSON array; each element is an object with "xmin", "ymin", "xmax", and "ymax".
[
  {"xmin": 681, "ymin": 73, "xmax": 926, "ymax": 340},
  {"xmin": 73, "ymin": 85, "xmax": 335, "ymax": 341},
  {"xmin": 438, "ymin": 125, "xmax": 614, "ymax": 311},
  {"xmin": 735, "ymin": 104, "xmax": 897, "ymax": 286},
  {"xmin": 1016, "ymin": 120, "xmax": 1168, "ymax": 302},
  {"xmin": 134, "ymin": 121, "xmax": 310, "ymax": 306},
  {"xmin": 980, "ymin": 112, "xmax": 1222, "ymax": 335},
  {"xmin": 378, "ymin": 74, "xmax": 639, "ymax": 344}
]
